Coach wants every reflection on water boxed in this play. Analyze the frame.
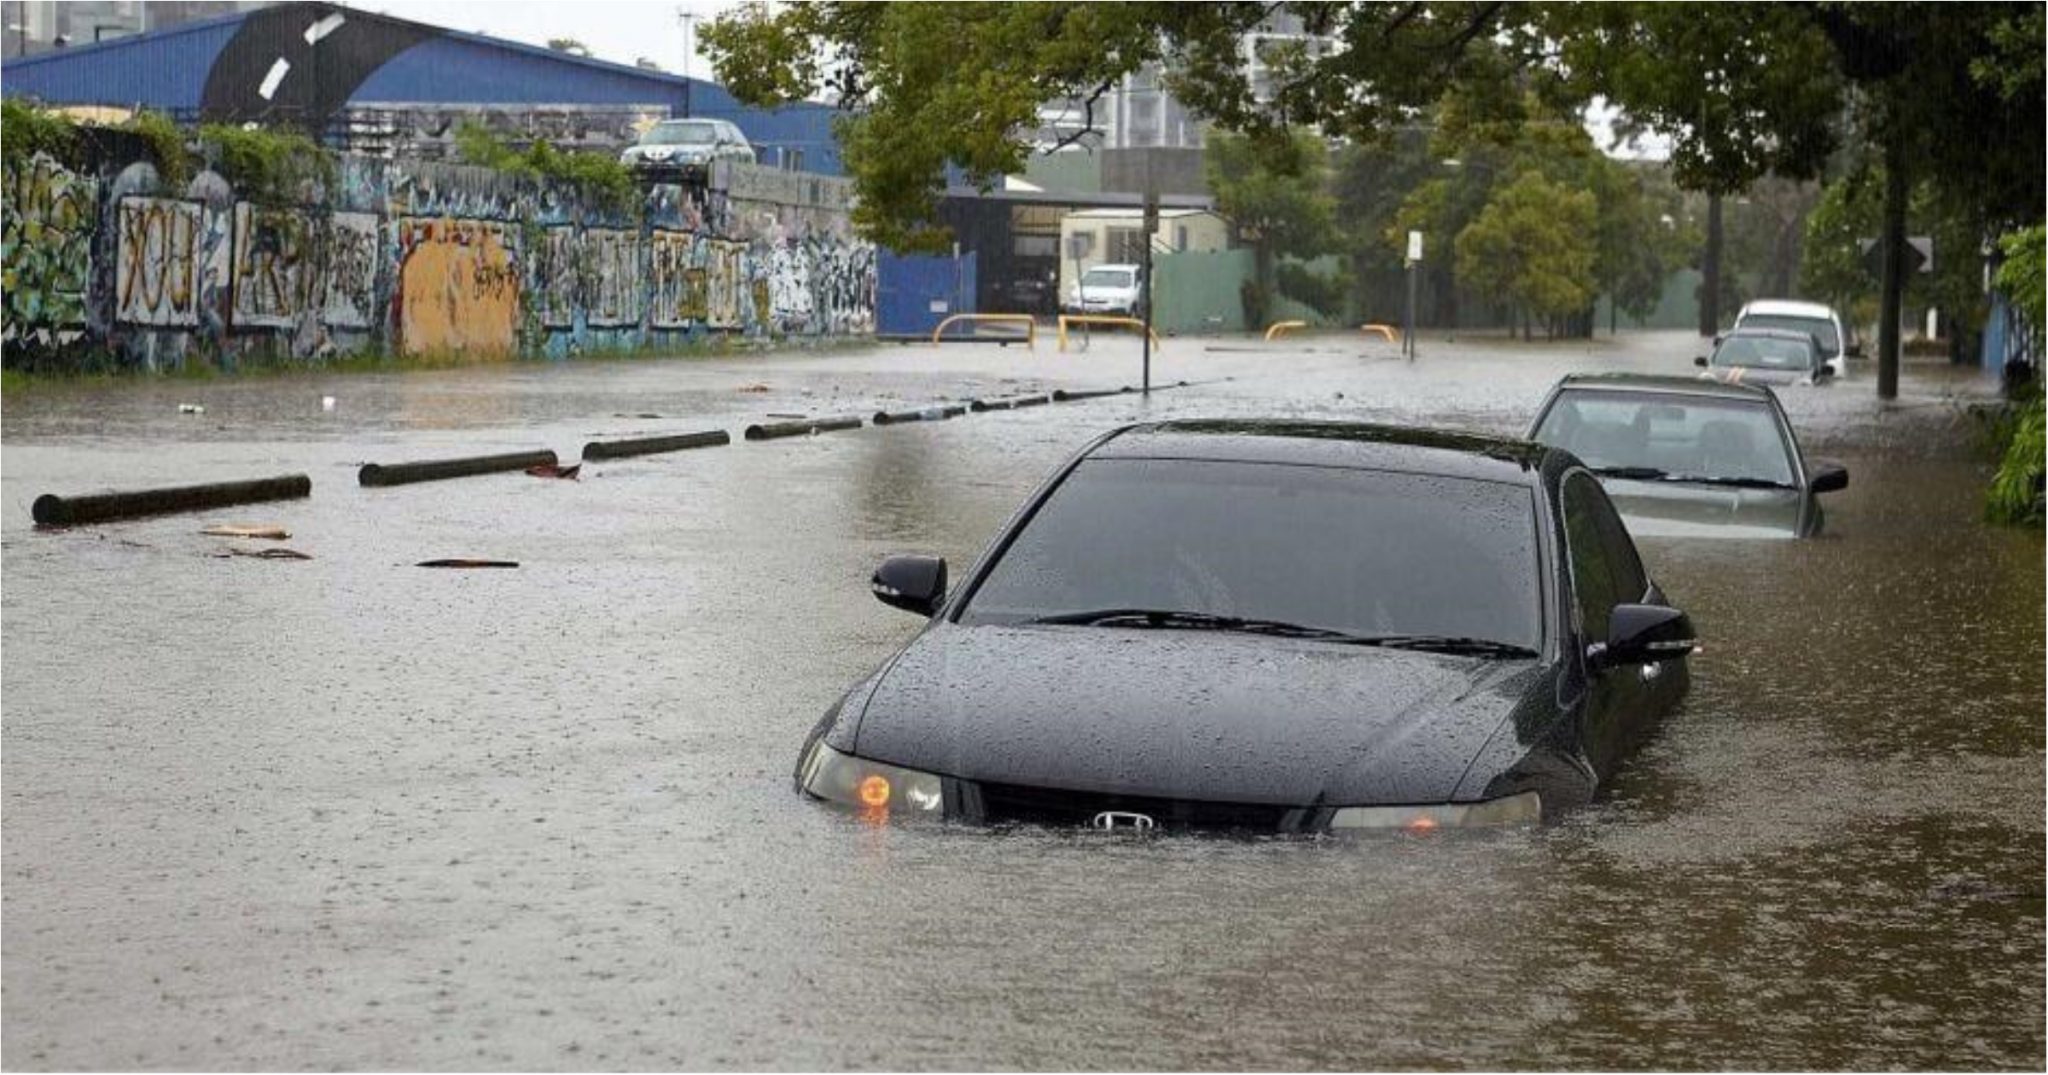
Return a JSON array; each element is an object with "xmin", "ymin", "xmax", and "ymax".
[{"xmin": 1, "ymin": 342, "xmax": 2039, "ymax": 1069}]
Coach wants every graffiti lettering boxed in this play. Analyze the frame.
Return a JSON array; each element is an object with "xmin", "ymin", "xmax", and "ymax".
[
  {"xmin": 3, "ymin": 154, "xmax": 98, "ymax": 342},
  {"xmin": 397, "ymin": 216, "xmax": 520, "ymax": 357},
  {"xmin": 116, "ymin": 198, "xmax": 206, "ymax": 326}
]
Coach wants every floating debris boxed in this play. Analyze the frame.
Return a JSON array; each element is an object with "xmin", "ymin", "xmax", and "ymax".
[
  {"xmin": 417, "ymin": 558, "xmax": 519, "ymax": 569},
  {"xmin": 213, "ymin": 546, "xmax": 312, "ymax": 561},
  {"xmin": 525, "ymin": 463, "xmax": 581, "ymax": 480},
  {"xmin": 201, "ymin": 524, "xmax": 291, "ymax": 540}
]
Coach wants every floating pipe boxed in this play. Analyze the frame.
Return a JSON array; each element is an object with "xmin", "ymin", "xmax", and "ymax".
[
  {"xmin": 32, "ymin": 473, "xmax": 312, "ymax": 527},
  {"xmin": 873, "ymin": 404, "xmax": 969, "ymax": 426},
  {"xmin": 743, "ymin": 416, "xmax": 863, "ymax": 441},
  {"xmin": 581, "ymin": 430, "xmax": 731, "ymax": 461},
  {"xmin": 359, "ymin": 450, "xmax": 558, "ymax": 487},
  {"xmin": 969, "ymin": 394, "xmax": 1052, "ymax": 412},
  {"xmin": 1051, "ymin": 387, "xmax": 1131, "ymax": 402}
]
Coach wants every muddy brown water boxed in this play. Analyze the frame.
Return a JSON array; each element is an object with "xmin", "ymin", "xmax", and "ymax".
[{"xmin": 4, "ymin": 333, "xmax": 2040, "ymax": 1069}]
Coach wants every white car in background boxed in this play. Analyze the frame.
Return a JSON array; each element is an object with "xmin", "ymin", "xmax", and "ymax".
[
  {"xmin": 620, "ymin": 118, "xmax": 756, "ymax": 174},
  {"xmin": 1067, "ymin": 263, "xmax": 1145, "ymax": 317},
  {"xmin": 1732, "ymin": 299, "xmax": 1857, "ymax": 377}
]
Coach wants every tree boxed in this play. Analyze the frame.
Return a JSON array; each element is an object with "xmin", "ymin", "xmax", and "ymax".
[
  {"xmin": 547, "ymin": 37, "xmax": 591, "ymax": 57},
  {"xmin": 1204, "ymin": 130, "xmax": 1337, "ymax": 315},
  {"xmin": 1454, "ymin": 172, "xmax": 1598, "ymax": 339}
]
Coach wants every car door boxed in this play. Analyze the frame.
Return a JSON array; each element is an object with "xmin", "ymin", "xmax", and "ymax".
[{"xmin": 1561, "ymin": 471, "xmax": 1650, "ymax": 782}]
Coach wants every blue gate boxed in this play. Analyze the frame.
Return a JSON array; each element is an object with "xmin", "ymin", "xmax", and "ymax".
[{"xmin": 876, "ymin": 251, "xmax": 977, "ymax": 337}]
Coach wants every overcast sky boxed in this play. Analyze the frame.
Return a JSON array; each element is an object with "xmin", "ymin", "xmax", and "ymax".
[{"xmin": 352, "ymin": 1, "xmax": 739, "ymax": 78}]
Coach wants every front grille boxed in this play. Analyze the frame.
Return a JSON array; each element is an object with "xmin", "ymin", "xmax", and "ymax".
[{"xmin": 967, "ymin": 779, "xmax": 1304, "ymax": 832}]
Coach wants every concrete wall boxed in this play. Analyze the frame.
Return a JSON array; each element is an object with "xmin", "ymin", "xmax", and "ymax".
[{"xmin": 1, "ymin": 150, "xmax": 874, "ymax": 373}]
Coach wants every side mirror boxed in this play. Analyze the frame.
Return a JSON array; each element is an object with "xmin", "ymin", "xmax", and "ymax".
[
  {"xmin": 871, "ymin": 555, "xmax": 947, "ymax": 616},
  {"xmin": 1694, "ymin": 355, "xmax": 1709, "ymax": 368},
  {"xmin": 1591, "ymin": 604, "xmax": 1696, "ymax": 669},
  {"xmin": 1809, "ymin": 460, "xmax": 1849, "ymax": 494}
]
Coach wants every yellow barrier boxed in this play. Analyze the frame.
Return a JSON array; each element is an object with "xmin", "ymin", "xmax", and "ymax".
[
  {"xmin": 1057, "ymin": 315, "xmax": 1162, "ymax": 352},
  {"xmin": 1264, "ymin": 320, "xmax": 1309, "ymax": 341},
  {"xmin": 1361, "ymin": 323, "xmax": 1401, "ymax": 342},
  {"xmin": 931, "ymin": 313, "xmax": 1037, "ymax": 349}
]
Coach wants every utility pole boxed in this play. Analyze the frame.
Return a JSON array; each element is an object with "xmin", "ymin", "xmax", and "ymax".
[{"xmin": 678, "ymin": 9, "xmax": 698, "ymax": 81}]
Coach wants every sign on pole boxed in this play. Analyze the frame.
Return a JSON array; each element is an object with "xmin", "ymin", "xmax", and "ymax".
[{"xmin": 1406, "ymin": 230, "xmax": 1424, "ymax": 264}]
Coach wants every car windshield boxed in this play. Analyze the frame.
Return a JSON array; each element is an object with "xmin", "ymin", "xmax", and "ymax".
[
  {"xmin": 958, "ymin": 458, "xmax": 1542, "ymax": 651},
  {"xmin": 1712, "ymin": 333, "xmax": 1818, "ymax": 370},
  {"xmin": 640, "ymin": 121, "xmax": 717, "ymax": 146},
  {"xmin": 1532, "ymin": 390, "xmax": 1797, "ymax": 486},
  {"xmin": 1738, "ymin": 313, "xmax": 1840, "ymax": 355},
  {"xmin": 1080, "ymin": 268, "xmax": 1133, "ymax": 289}
]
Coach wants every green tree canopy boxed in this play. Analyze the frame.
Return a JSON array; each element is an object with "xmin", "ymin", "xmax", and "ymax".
[{"xmin": 1454, "ymin": 171, "xmax": 1599, "ymax": 336}]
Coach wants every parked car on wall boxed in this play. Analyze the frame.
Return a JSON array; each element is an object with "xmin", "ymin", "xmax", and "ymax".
[
  {"xmin": 1696, "ymin": 327, "xmax": 1834, "ymax": 387},
  {"xmin": 797, "ymin": 420, "xmax": 1695, "ymax": 832},
  {"xmin": 619, "ymin": 118, "xmax": 755, "ymax": 176},
  {"xmin": 1528, "ymin": 374, "xmax": 1849, "ymax": 539},
  {"xmin": 1733, "ymin": 299, "xmax": 1855, "ymax": 376},
  {"xmin": 1065, "ymin": 263, "xmax": 1144, "ymax": 317}
]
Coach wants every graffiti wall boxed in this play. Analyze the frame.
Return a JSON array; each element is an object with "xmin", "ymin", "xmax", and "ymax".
[{"xmin": 1, "ymin": 150, "xmax": 875, "ymax": 373}]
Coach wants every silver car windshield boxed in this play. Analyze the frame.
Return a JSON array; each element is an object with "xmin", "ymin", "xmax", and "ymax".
[
  {"xmin": 1534, "ymin": 390, "xmax": 1797, "ymax": 486},
  {"xmin": 1712, "ymin": 334, "xmax": 1817, "ymax": 370},
  {"xmin": 640, "ymin": 121, "xmax": 717, "ymax": 146},
  {"xmin": 1080, "ymin": 268, "xmax": 1134, "ymax": 289}
]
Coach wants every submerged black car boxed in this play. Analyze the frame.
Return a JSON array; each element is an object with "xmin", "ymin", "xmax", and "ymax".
[
  {"xmin": 1528, "ymin": 374, "xmax": 1849, "ymax": 539},
  {"xmin": 797, "ymin": 421, "xmax": 1695, "ymax": 832}
]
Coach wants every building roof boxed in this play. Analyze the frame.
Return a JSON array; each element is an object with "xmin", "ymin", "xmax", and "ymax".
[{"xmin": 2, "ymin": 2, "xmax": 844, "ymax": 172}]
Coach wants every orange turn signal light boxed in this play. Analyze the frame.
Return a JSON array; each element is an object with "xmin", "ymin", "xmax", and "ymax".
[
  {"xmin": 857, "ymin": 774, "xmax": 891, "ymax": 808},
  {"xmin": 1405, "ymin": 815, "xmax": 1440, "ymax": 833}
]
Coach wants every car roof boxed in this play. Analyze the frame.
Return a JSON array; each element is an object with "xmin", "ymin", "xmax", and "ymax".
[
  {"xmin": 1741, "ymin": 299, "xmax": 1836, "ymax": 319},
  {"xmin": 1089, "ymin": 420, "xmax": 1551, "ymax": 483},
  {"xmin": 1087, "ymin": 263, "xmax": 1141, "ymax": 272},
  {"xmin": 1553, "ymin": 372, "xmax": 1777, "ymax": 402}
]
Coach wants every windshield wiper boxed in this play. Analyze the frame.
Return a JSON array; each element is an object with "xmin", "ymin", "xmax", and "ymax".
[
  {"xmin": 1026, "ymin": 611, "xmax": 1536, "ymax": 657},
  {"xmin": 1027, "ymin": 608, "xmax": 1353, "ymax": 639},
  {"xmin": 1341, "ymin": 635, "xmax": 1539, "ymax": 658},
  {"xmin": 1593, "ymin": 466, "xmax": 1794, "ymax": 491}
]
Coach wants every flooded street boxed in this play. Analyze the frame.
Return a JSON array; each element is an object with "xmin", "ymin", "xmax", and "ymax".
[{"xmin": 3, "ymin": 331, "xmax": 2041, "ymax": 1069}]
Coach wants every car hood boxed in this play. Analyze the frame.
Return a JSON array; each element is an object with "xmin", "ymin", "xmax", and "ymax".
[
  {"xmin": 1601, "ymin": 477, "xmax": 1805, "ymax": 538},
  {"xmin": 849, "ymin": 624, "xmax": 1543, "ymax": 806}
]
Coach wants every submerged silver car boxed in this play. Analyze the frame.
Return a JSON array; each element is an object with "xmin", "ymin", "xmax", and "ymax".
[{"xmin": 1528, "ymin": 374, "xmax": 1849, "ymax": 539}]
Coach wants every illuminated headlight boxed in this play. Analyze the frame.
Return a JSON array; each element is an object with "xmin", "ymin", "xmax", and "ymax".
[
  {"xmin": 1328, "ymin": 791, "xmax": 1542, "ymax": 831},
  {"xmin": 797, "ymin": 741, "xmax": 944, "ymax": 816}
]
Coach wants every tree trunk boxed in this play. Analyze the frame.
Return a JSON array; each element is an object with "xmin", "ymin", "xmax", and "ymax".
[
  {"xmin": 1878, "ymin": 142, "xmax": 1907, "ymax": 401},
  {"xmin": 1699, "ymin": 192, "xmax": 1724, "ymax": 337}
]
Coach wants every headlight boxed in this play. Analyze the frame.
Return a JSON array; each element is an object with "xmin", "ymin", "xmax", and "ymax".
[
  {"xmin": 1328, "ymin": 791, "xmax": 1541, "ymax": 831},
  {"xmin": 797, "ymin": 741, "xmax": 944, "ymax": 816}
]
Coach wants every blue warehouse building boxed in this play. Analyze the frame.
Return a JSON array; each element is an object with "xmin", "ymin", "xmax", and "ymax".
[{"xmin": 1, "ymin": 2, "xmax": 844, "ymax": 174}]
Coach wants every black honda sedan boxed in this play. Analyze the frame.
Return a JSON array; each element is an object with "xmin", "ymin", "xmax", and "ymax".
[{"xmin": 797, "ymin": 421, "xmax": 1695, "ymax": 832}]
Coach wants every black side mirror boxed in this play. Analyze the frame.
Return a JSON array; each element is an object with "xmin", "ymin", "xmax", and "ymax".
[
  {"xmin": 1809, "ymin": 460, "xmax": 1849, "ymax": 494},
  {"xmin": 1591, "ymin": 604, "xmax": 1696, "ymax": 669},
  {"xmin": 1694, "ymin": 355, "xmax": 1709, "ymax": 368},
  {"xmin": 871, "ymin": 555, "xmax": 947, "ymax": 616}
]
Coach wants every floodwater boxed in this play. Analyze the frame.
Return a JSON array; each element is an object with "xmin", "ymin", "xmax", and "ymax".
[{"xmin": 3, "ymin": 332, "xmax": 2041, "ymax": 1069}]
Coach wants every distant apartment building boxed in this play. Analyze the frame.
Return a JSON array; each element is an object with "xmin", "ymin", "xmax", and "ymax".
[
  {"xmin": 1028, "ymin": 12, "xmax": 1335, "ymax": 152},
  {"xmin": 2, "ymin": 1, "xmax": 267, "ymax": 57}
]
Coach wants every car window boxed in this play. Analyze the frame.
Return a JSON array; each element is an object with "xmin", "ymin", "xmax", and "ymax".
[
  {"xmin": 1532, "ymin": 389, "xmax": 1796, "ymax": 486},
  {"xmin": 1712, "ymin": 333, "xmax": 1817, "ymax": 370},
  {"xmin": 1736, "ymin": 313, "xmax": 1840, "ymax": 355},
  {"xmin": 1561, "ymin": 473, "xmax": 1644, "ymax": 641},
  {"xmin": 1080, "ymin": 268, "xmax": 1134, "ymax": 288},
  {"xmin": 959, "ymin": 458, "xmax": 1544, "ymax": 649}
]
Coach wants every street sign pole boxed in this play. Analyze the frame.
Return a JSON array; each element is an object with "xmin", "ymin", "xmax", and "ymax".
[
  {"xmin": 1141, "ymin": 192, "xmax": 1158, "ymax": 395},
  {"xmin": 1404, "ymin": 230, "xmax": 1423, "ymax": 362}
]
